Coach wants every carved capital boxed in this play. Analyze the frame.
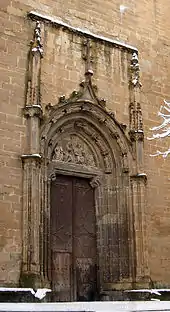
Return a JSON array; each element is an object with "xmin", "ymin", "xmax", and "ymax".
[
  {"xmin": 21, "ymin": 153, "xmax": 42, "ymax": 163},
  {"xmin": 130, "ymin": 172, "xmax": 147, "ymax": 183},
  {"xmin": 23, "ymin": 105, "xmax": 43, "ymax": 118},
  {"xmin": 90, "ymin": 176, "xmax": 101, "ymax": 188},
  {"xmin": 129, "ymin": 129, "xmax": 144, "ymax": 142}
]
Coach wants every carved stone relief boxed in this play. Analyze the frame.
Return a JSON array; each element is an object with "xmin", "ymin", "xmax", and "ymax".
[
  {"xmin": 51, "ymin": 134, "xmax": 96, "ymax": 167},
  {"xmin": 75, "ymin": 121, "xmax": 112, "ymax": 172}
]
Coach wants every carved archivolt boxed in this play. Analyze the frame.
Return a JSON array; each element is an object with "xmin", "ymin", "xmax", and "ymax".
[{"xmin": 41, "ymin": 101, "xmax": 133, "ymax": 174}]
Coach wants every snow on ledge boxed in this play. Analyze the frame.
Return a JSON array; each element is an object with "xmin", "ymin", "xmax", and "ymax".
[
  {"xmin": 0, "ymin": 288, "xmax": 51, "ymax": 300},
  {"xmin": 28, "ymin": 11, "xmax": 138, "ymax": 53}
]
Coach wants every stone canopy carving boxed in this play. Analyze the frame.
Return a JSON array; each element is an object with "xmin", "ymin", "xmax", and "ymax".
[{"xmin": 51, "ymin": 134, "xmax": 96, "ymax": 167}]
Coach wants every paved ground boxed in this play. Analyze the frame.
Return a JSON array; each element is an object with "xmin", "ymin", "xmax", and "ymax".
[{"xmin": 0, "ymin": 302, "xmax": 170, "ymax": 312}]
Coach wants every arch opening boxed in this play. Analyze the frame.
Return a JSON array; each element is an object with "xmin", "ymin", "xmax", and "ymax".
[{"xmin": 39, "ymin": 101, "xmax": 138, "ymax": 300}]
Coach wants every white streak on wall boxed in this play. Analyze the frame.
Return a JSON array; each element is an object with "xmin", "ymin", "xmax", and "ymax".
[
  {"xmin": 148, "ymin": 99, "xmax": 170, "ymax": 157},
  {"xmin": 120, "ymin": 5, "xmax": 128, "ymax": 14}
]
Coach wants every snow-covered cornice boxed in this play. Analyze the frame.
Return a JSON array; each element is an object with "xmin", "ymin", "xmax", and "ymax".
[{"xmin": 28, "ymin": 11, "xmax": 138, "ymax": 53}]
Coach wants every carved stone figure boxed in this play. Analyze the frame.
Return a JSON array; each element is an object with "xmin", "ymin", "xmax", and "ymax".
[
  {"xmin": 64, "ymin": 142, "xmax": 74, "ymax": 163},
  {"xmin": 53, "ymin": 144, "xmax": 64, "ymax": 161},
  {"xmin": 52, "ymin": 135, "xmax": 96, "ymax": 167},
  {"xmin": 74, "ymin": 143, "xmax": 86, "ymax": 164}
]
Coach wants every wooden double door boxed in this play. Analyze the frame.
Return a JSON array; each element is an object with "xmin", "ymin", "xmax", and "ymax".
[{"xmin": 50, "ymin": 175, "xmax": 97, "ymax": 301}]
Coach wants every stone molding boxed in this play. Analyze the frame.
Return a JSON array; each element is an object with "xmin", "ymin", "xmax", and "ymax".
[{"xmin": 23, "ymin": 105, "xmax": 43, "ymax": 119}]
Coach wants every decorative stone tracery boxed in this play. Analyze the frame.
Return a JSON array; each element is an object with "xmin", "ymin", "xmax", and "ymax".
[{"xmin": 129, "ymin": 53, "xmax": 144, "ymax": 143}]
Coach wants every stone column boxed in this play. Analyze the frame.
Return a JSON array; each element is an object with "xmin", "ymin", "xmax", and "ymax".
[
  {"xmin": 128, "ymin": 52, "xmax": 150, "ymax": 287},
  {"xmin": 21, "ymin": 153, "xmax": 42, "ymax": 287},
  {"xmin": 20, "ymin": 21, "xmax": 43, "ymax": 288},
  {"xmin": 130, "ymin": 174, "xmax": 150, "ymax": 288}
]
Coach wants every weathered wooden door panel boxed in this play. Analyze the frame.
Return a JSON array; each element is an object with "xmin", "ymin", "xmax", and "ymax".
[
  {"xmin": 73, "ymin": 178, "xmax": 97, "ymax": 301},
  {"xmin": 51, "ymin": 252, "xmax": 72, "ymax": 301},
  {"xmin": 51, "ymin": 175, "xmax": 72, "ymax": 251},
  {"xmin": 51, "ymin": 175, "xmax": 97, "ymax": 302},
  {"xmin": 51, "ymin": 175, "xmax": 73, "ymax": 301}
]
